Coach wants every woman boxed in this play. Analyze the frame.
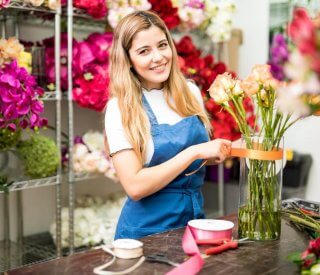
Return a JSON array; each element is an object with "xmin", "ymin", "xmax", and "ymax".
[{"xmin": 105, "ymin": 10, "xmax": 231, "ymax": 239}]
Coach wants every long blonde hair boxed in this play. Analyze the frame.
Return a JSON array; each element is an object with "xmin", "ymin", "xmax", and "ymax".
[{"xmin": 108, "ymin": 10, "xmax": 211, "ymax": 164}]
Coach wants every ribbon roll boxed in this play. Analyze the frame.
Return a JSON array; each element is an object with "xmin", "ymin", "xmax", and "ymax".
[{"xmin": 94, "ymin": 239, "xmax": 145, "ymax": 275}]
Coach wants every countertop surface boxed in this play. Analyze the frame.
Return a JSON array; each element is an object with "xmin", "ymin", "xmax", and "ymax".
[{"xmin": 6, "ymin": 214, "xmax": 308, "ymax": 275}]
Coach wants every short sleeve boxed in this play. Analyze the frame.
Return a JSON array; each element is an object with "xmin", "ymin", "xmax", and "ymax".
[
  {"xmin": 187, "ymin": 81, "xmax": 205, "ymax": 109},
  {"xmin": 105, "ymin": 98, "xmax": 133, "ymax": 155}
]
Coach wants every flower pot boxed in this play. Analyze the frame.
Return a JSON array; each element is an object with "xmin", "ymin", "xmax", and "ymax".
[{"xmin": 238, "ymin": 135, "xmax": 284, "ymax": 240}]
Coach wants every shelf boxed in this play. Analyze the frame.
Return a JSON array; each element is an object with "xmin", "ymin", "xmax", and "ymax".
[
  {"xmin": 0, "ymin": 0, "xmax": 58, "ymax": 15},
  {"xmin": 1, "ymin": 175, "xmax": 59, "ymax": 193},
  {"xmin": 42, "ymin": 91, "xmax": 60, "ymax": 101},
  {"xmin": 0, "ymin": 232, "xmax": 56, "ymax": 273}
]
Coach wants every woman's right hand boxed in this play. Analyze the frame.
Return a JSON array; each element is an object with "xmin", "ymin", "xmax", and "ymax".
[{"xmin": 192, "ymin": 138, "xmax": 232, "ymax": 164}]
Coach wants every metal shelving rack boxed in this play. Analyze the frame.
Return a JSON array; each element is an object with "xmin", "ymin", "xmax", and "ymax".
[
  {"xmin": 0, "ymin": 0, "xmax": 62, "ymax": 272},
  {"xmin": 65, "ymin": 1, "xmax": 108, "ymax": 254}
]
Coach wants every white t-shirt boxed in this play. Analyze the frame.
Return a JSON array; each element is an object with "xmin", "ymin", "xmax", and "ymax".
[{"xmin": 104, "ymin": 81, "xmax": 204, "ymax": 164}]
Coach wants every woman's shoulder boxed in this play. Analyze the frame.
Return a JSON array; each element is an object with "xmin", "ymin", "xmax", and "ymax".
[
  {"xmin": 105, "ymin": 97, "xmax": 121, "ymax": 120},
  {"xmin": 186, "ymin": 80, "xmax": 203, "ymax": 105}
]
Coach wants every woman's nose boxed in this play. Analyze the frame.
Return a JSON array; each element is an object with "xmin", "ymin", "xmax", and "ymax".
[{"xmin": 151, "ymin": 50, "xmax": 163, "ymax": 62}]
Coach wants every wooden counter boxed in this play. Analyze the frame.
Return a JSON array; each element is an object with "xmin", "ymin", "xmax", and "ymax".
[{"xmin": 6, "ymin": 214, "xmax": 308, "ymax": 275}]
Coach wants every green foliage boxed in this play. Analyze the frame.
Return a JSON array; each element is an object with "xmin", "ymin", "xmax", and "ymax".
[
  {"xmin": 0, "ymin": 173, "xmax": 13, "ymax": 193},
  {"xmin": 17, "ymin": 134, "xmax": 60, "ymax": 178},
  {"xmin": 0, "ymin": 128, "xmax": 21, "ymax": 151}
]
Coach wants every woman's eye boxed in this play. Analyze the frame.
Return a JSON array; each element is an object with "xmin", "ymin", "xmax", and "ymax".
[
  {"xmin": 159, "ymin": 42, "xmax": 168, "ymax": 48},
  {"xmin": 139, "ymin": 49, "xmax": 149, "ymax": 55}
]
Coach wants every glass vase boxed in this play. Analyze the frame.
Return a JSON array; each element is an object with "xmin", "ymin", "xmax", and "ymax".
[{"xmin": 238, "ymin": 135, "xmax": 284, "ymax": 240}]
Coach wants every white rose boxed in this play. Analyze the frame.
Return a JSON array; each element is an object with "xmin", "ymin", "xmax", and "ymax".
[
  {"xmin": 233, "ymin": 80, "xmax": 243, "ymax": 96},
  {"xmin": 73, "ymin": 143, "xmax": 89, "ymax": 161},
  {"xmin": 48, "ymin": 0, "xmax": 59, "ymax": 10},
  {"xmin": 29, "ymin": 0, "xmax": 44, "ymax": 6},
  {"xmin": 83, "ymin": 131, "xmax": 105, "ymax": 152}
]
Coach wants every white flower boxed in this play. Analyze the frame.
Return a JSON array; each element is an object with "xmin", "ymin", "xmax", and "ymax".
[
  {"xmin": 233, "ymin": 80, "xmax": 243, "ymax": 96},
  {"xmin": 130, "ymin": 0, "xmax": 151, "ymax": 10},
  {"xmin": 72, "ymin": 143, "xmax": 89, "ymax": 161},
  {"xmin": 47, "ymin": 0, "xmax": 60, "ymax": 10},
  {"xmin": 29, "ymin": 0, "xmax": 44, "ymax": 6},
  {"xmin": 83, "ymin": 131, "xmax": 105, "ymax": 152},
  {"xmin": 284, "ymin": 50, "xmax": 310, "ymax": 82},
  {"xmin": 107, "ymin": 7, "xmax": 135, "ymax": 29},
  {"xmin": 276, "ymin": 83, "xmax": 310, "ymax": 116},
  {"xmin": 81, "ymin": 151, "xmax": 101, "ymax": 172}
]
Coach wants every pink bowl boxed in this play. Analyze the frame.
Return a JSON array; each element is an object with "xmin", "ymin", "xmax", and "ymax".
[{"xmin": 188, "ymin": 219, "xmax": 234, "ymax": 240}]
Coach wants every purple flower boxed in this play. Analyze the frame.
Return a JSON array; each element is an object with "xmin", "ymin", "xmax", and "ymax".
[
  {"xmin": 74, "ymin": 136, "xmax": 84, "ymax": 144},
  {"xmin": 269, "ymin": 34, "xmax": 289, "ymax": 81}
]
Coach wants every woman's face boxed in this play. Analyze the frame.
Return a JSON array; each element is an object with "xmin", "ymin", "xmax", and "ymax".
[{"xmin": 128, "ymin": 25, "xmax": 173, "ymax": 90}]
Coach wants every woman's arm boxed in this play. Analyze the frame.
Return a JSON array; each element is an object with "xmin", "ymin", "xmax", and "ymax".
[{"xmin": 112, "ymin": 139, "xmax": 231, "ymax": 201}]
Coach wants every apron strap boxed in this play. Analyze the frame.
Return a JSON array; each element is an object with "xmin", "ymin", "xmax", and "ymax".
[{"xmin": 142, "ymin": 94, "xmax": 159, "ymax": 125}]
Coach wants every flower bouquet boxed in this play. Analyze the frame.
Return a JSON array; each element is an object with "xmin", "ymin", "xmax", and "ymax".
[
  {"xmin": 209, "ymin": 67, "xmax": 286, "ymax": 240},
  {"xmin": 288, "ymin": 238, "xmax": 320, "ymax": 274},
  {"xmin": 208, "ymin": 7, "xmax": 320, "ymax": 241}
]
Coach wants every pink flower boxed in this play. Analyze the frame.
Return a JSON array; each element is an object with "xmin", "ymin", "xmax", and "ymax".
[
  {"xmin": 86, "ymin": 32, "xmax": 113, "ymax": 63},
  {"xmin": 0, "ymin": 0, "xmax": 10, "ymax": 9},
  {"xmin": 288, "ymin": 8, "xmax": 316, "ymax": 56},
  {"xmin": 0, "ymin": 60, "xmax": 46, "ymax": 131},
  {"xmin": 72, "ymin": 65, "xmax": 110, "ymax": 112}
]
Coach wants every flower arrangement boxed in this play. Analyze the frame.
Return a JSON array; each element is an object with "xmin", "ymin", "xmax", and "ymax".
[
  {"xmin": 73, "ymin": 0, "xmax": 107, "ymax": 19},
  {"xmin": 0, "ymin": 37, "xmax": 47, "ymax": 151},
  {"xmin": 269, "ymin": 8, "xmax": 320, "ymax": 116},
  {"xmin": 174, "ymin": 0, "xmax": 206, "ymax": 32},
  {"xmin": 50, "ymin": 193, "xmax": 125, "ymax": 248},
  {"xmin": 175, "ymin": 35, "xmax": 255, "ymax": 140},
  {"xmin": 0, "ymin": 0, "xmax": 60, "ymax": 10},
  {"xmin": 201, "ymin": 0, "xmax": 236, "ymax": 43},
  {"xmin": 149, "ymin": 0, "xmax": 180, "ymax": 30},
  {"xmin": 43, "ymin": 32, "xmax": 112, "ymax": 112},
  {"xmin": 288, "ymin": 238, "xmax": 320, "ymax": 274},
  {"xmin": 62, "ymin": 131, "xmax": 117, "ymax": 180},
  {"xmin": 17, "ymin": 134, "xmax": 60, "ymax": 178},
  {"xmin": 208, "ymin": 65, "xmax": 291, "ymax": 240},
  {"xmin": 107, "ymin": 0, "xmax": 151, "ymax": 29}
]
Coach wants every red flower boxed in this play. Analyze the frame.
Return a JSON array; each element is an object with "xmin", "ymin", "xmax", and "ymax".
[
  {"xmin": 73, "ymin": 65, "xmax": 109, "ymax": 112},
  {"xmin": 308, "ymin": 238, "xmax": 320, "ymax": 258},
  {"xmin": 288, "ymin": 8, "xmax": 316, "ymax": 56},
  {"xmin": 149, "ymin": 0, "xmax": 180, "ymax": 30}
]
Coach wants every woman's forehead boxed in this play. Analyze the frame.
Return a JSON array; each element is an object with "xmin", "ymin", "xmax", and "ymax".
[{"xmin": 131, "ymin": 26, "xmax": 167, "ymax": 49}]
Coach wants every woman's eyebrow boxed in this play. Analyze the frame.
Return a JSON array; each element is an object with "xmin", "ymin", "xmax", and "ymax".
[{"xmin": 135, "ymin": 39, "xmax": 168, "ymax": 52}]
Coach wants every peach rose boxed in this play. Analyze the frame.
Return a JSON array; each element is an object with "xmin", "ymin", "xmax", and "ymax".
[
  {"xmin": 208, "ymin": 82, "xmax": 229, "ymax": 104},
  {"xmin": 240, "ymin": 75, "xmax": 259, "ymax": 95}
]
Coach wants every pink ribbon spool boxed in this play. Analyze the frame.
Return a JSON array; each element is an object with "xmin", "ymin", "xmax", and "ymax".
[
  {"xmin": 188, "ymin": 219, "xmax": 234, "ymax": 240},
  {"xmin": 166, "ymin": 219, "xmax": 235, "ymax": 275}
]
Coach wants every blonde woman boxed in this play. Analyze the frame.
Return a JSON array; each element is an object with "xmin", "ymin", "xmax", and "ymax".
[{"xmin": 105, "ymin": 10, "xmax": 231, "ymax": 239}]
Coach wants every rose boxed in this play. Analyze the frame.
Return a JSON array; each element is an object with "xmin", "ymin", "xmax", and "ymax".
[
  {"xmin": 82, "ymin": 131, "xmax": 104, "ymax": 152},
  {"xmin": 29, "ymin": 0, "xmax": 44, "ymax": 6}
]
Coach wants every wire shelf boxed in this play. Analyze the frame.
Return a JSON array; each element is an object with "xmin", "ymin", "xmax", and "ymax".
[
  {"xmin": 0, "ymin": 232, "xmax": 56, "ymax": 273},
  {"xmin": 0, "ymin": 0, "xmax": 58, "ymax": 15},
  {"xmin": 1, "ymin": 175, "xmax": 59, "ymax": 193},
  {"xmin": 42, "ymin": 91, "xmax": 59, "ymax": 101}
]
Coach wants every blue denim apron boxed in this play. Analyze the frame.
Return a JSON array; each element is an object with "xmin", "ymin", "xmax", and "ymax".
[{"xmin": 114, "ymin": 94, "xmax": 209, "ymax": 239}]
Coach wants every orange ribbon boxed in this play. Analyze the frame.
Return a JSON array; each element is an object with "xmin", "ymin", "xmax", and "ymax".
[
  {"xmin": 185, "ymin": 144, "xmax": 283, "ymax": 176},
  {"xmin": 230, "ymin": 147, "xmax": 283, "ymax": 161}
]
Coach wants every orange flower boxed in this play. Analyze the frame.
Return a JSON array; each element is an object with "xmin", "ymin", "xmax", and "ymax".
[{"xmin": 240, "ymin": 75, "xmax": 259, "ymax": 95}]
